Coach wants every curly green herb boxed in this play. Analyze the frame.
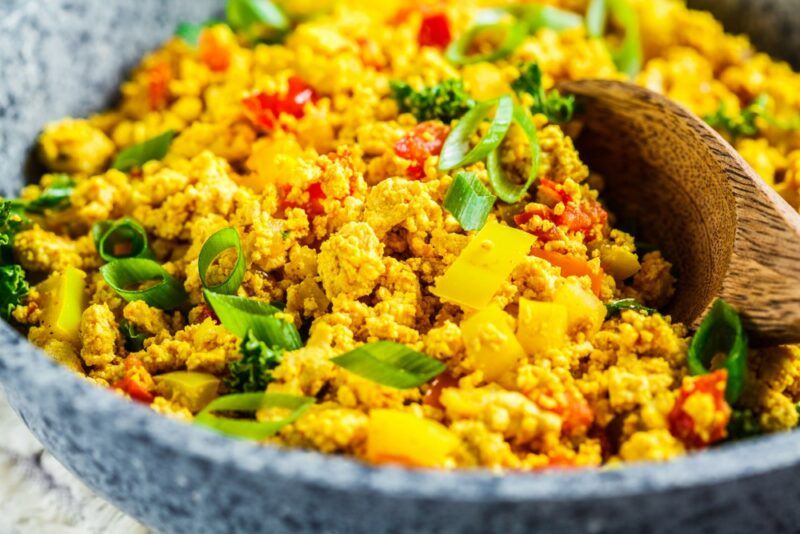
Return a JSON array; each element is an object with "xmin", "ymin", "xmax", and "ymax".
[
  {"xmin": 390, "ymin": 79, "xmax": 475, "ymax": 123},
  {"xmin": 511, "ymin": 62, "xmax": 575, "ymax": 124},
  {"xmin": 225, "ymin": 330, "xmax": 284, "ymax": 393}
]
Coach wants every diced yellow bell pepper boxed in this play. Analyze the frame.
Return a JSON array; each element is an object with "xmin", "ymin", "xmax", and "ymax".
[
  {"xmin": 516, "ymin": 298, "xmax": 569, "ymax": 355},
  {"xmin": 433, "ymin": 221, "xmax": 535, "ymax": 310},
  {"xmin": 461, "ymin": 305, "xmax": 526, "ymax": 381},
  {"xmin": 366, "ymin": 409, "xmax": 460, "ymax": 468},
  {"xmin": 552, "ymin": 279, "xmax": 606, "ymax": 337},
  {"xmin": 155, "ymin": 371, "xmax": 220, "ymax": 413},
  {"xmin": 40, "ymin": 267, "xmax": 87, "ymax": 346},
  {"xmin": 599, "ymin": 245, "xmax": 641, "ymax": 280}
]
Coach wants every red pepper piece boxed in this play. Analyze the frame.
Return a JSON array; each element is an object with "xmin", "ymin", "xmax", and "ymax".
[
  {"xmin": 243, "ymin": 76, "xmax": 318, "ymax": 130},
  {"xmin": 199, "ymin": 30, "xmax": 231, "ymax": 72},
  {"xmin": 394, "ymin": 121, "xmax": 449, "ymax": 180},
  {"xmin": 418, "ymin": 12, "xmax": 452, "ymax": 49},
  {"xmin": 668, "ymin": 369, "xmax": 731, "ymax": 449},
  {"xmin": 147, "ymin": 62, "xmax": 171, "ymax": 110},
  {"xmin": 423, "ymin": 372, "xmax": 458, "ymax": 409}
]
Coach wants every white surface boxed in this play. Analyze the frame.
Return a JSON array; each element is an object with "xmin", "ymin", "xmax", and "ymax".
[{"xmin": 0, "ymin": 387, "xmax": 148, "ymax": 534}]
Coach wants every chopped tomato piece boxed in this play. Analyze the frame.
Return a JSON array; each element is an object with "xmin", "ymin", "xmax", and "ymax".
[
  {"xmin": 668, "ymin": 370, "xmax": 731, "ymax": 448},
  {"xmin": 112, "ymin": 358, "xmax": 155, "ymax": 405},
  {"xmin": 518, "ymin": 179, "xmax": 608, "ymax": 242},
  {"xmin": 394, "ymin": 121, "xmax": 449, "ymax": 180},
  {"xmin": 418, "ymin": 12, "xmax": 452, "ymax": 49},
  {"xmin": 199, "ymin": 30, "xmax": 231, "ymax": 72},
  {"xmin": 530, "ymin": 248, "xmax": 604, "ymax": 297},
  {"xmin": 243, "ymin": 76, "xmax": 318, "ymax": 130},
  {"xmin": 423, "ymin": 372, "xmax": 458, "ymax": 409},
  {"xmin": 559, "ymin": 390, "xmax": 594, "ymax": 437},
  {"xmin": 147, "ymin": 62, "xmax": 171, "ymax": 110}
]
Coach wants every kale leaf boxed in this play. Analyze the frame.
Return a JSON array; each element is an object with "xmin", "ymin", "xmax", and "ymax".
[
  {"xmin": 390, "ymin": 79, "xmax": 475, "ymax": 123},
  {"xmin": 225, "ymin": 329, "xmax": 284, "ymax": 393},
  {"xmin": 0, "ymin": 264, "xmax": 29, "ymax": 320},
  {"xmin": 511, "ymin": 62, "xmax": 575, "ymax": 124}
]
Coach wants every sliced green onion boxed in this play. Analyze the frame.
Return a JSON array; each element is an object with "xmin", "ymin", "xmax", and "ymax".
[
  {"xmin": 605, "ymin": 298, "xmax": 656, "ymax": 317},
  {"xmin": 112, "ymin": 130, "xmax": 176, "ymax": 172},
  {"xmin": 486, "ymin": 104, "xmax": 541, "ymax": 203},
  {"xmin": 92, "ymin": 217, "xmax": 152, "ymax": 262},
  {"xmin": 687, "ymin": 299, "xmax": 748, "ymax": 404},
  {"xmin": 443, "ymin": 171, "xmax": 496, "ymax": 231},
  {"xmin": 15, "ymin": 174, "xmax": 76, "ymax": 213},
  {"xmin": 608, "ymin": 0, "xmax": 642, "ymax": 78},
  {"xmin": 516, "ymin": 5, "xmax": 584, "ymax": 33},
  {"xmin": 445, "ymin": 14, "xmax": 527, "ymax": 66},
  {"xmin": 439, "ymin": 96, "xmax": 514, "ymax": 172},
  {"xmin": 175, "ymin": 20, "xmax": 224, "ymax": 46},
  {"xmin": 203, "ymin": 290, "xmax": 302, "ymax": 350},
  {"xmin": 100, "ymin": 258, "xmax": 188, "ymax": 310},
  {"xmin": 331, "ymin": 341, "xmax": 446, "ymax": 389},
  {"xmin": 198, "ymin": 227, "xmax": 245, "ymax": 295},
  {"xmin": 225, "ymin": 0, "xmax": 289, "ymax": 41},
  {"xmin": 585, "ymin": 0, "xmax": 607, "ymax": 38},
  {"xmin": 195, "ymin": 392, "xmax": 314, "ymax": 440}
]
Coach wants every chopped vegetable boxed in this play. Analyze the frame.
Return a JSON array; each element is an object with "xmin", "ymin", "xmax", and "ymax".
[
  {"xmin": 598, "ymin": 244, "xmax": 641, "ymax": 279},
  {"xmin": 486, "ymin": 103, "xmax": 541, "ymax": 203},
  {"xmin": 331, "ymin": 341, "xmax": 446, "ymax": 389},
  {"xmin": 0, "ymin": 265, "xmax": 29, "ymax": 321},
  {"xmin": 530, "ymin": 248, "xmax": 604, "ymax": 296},
  {"xmin": 39, "ymin": 267, "xmax": 87, "ymax": 345},
  {"xmin": 461, "ymin": 305, "xmax": 525, "ymax": 381},
  {"xmin": 11, "ymin": 174, "xmax": 75, "ymax": 214},
  {"xmin": 92, "ymin": 217, "xmax": 152, "ymax": 262},
  {"xmin": 112, "ymin": 130, "xmax": 176, "ymax": 172},
  {"xmin": 422, "ymin": 372, "xmax": 459, "ymax": 409},
  {"xmin": 418, "ymin": 11, "xmax": 452, "ymax": 49},
  {"xmin": 175, "ymin": 21, "xmax": 218, "ymax": 46},
  {"xmin": 389, "ymin": 79, "xmax": 475, "ymax": 124},
  {"xmin": 516, "ymin": 298, "xmax": 569, "ymax": 354},
  {"xmin": 155, "ymin": 371, "xmax": 221, "ymax": 413},
  {"xmin": 687, "ymin": 299, "xmax": 747, "ymax": 404},
  {"xmin": 439, "ymin": 95, "xmax": 514, "ymax": 172},
  {"xmin": 394, "ymin": 121, "xmax": 450, "ymax": 180},
  {"xmin": 704, "ymin": 94, "xmax": 768, "ymax": 139},
  {"xmin": 203, "ymin": 290, "xmax": 302, "ymax": 350},
  {"xmin": 511, "ymin": 62, "xmax": 576, "ymax": 124},
  {"xmin": 668, "ymin": 370, "xmax": 731, "ymax": 448},
  {"xmin": 366, "ymin": 409, "xmax": 460, "ymax": 468},
  {"xmin": 100, "ymin": 258, "xmax": 188, "ymax": 310},
  {"xmin": 433, "ymin": 220, "xmax": 535, "ymax": 309},
  {"xmin": 552, "ymin": 278, "xmax": 606, "ymax": 336},
  {"xmin": 199, "ymin": 29, "xmax": 232, "ymax": 71},
  {"xmin": 516, "ymin": 4, "xmax": 584, "ymax": 33},
  {"xmin": 445, "ymin": 11, "xmax": 528, "ymax": 66},
  {"xmin": 585, "ymin": 0, "xmax": 607, "ymax": 38},
  {"xmin": 225, "ymin": 0, "xmax": 289, "ymax": 42},
  {"xmin": 443, "ymin": 171, "xmax": 496, "ymax": 231},
  {"xmin": 727, "ymin": 409, "xmax": 762, "ymax": 440},
  {"xmin": 590, "ymin": 0, "xmax": 642, "ymax": 78},
  {"xmin": 225, "ymin": 330, "xmax": 284, "ymax": 393},
  {"xmin": 515, "ymin": 179, "xmax": 608, "ymax": 241},
  {"xmin": 198, "ymin": 227, "xmax": 245, "ymax": 295},
  {"xmin": 119, "ymin": 318, "xmax": 147, "ymax": 352},
  {"xmin": 195, "ymin": 392, "xmax": 314, "ymax": 440},
  {"xmin": 605, "ymin": 298, "xmax": 655, "ymax": 317},
  {"xmin": 242, "ymin": 76, "xmax": 318, "ymax": 130}
]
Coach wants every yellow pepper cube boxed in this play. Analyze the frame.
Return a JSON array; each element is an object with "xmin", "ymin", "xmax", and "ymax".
[
  {"xmin": 433, "ymin": 221, "xmax": 535, "ymax": 310},
  {"xmin": 461, "ymin": 305, "xmax": 526, "ymax": 381},
  {"xmin": 516, "ymin": 298, "xmax": 569, "ymax": 355},
  {"xmin": 366, "ymin": 409, "xmax": 460, "ymax": 468},
  {"xmin": 552, "ymin": 279, "xmax": 606, "ymax": 337},
  {"xmin": 41, "ymin": 267, "xmax": 87, "ymax": 346},
  {"xmin": 155, "ymin": 371, "xmax": 221, "ymax": 413},
  {"xmin": 599, "ymin": 245, "xmax": 641, "ymax": 280}
]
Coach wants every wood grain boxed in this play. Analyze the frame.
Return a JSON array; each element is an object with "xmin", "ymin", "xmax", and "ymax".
[{"xmin": 558, "ymin": 80, "xmax": 800, "ymax": 346}]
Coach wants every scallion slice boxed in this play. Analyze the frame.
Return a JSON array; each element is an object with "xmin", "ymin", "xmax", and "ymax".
[
  {"xmin": 195, "ymin": 392, "xmax": 314, "ymax": 440},
  {"xmin": 486, "ymin": 103, "xmax": 541, "ymax": 203},
  {"xmin": 331, "ymin": 341, "xmax": 446, "ymax": 389},
  {"xmin": 203, "ymin": 290, "xmax": 302, "ymax": 350},
  {"xmin": 687, "ymin": 299, "xmax": 748, "ymax": 404},
  {"xmin": 605, "ymin": 298, "xmax": 656, "ymax": 317},
  {"xmin": 517, "ymin": 5, "xmax": 584, "ymax": 33},
  {"xmin": 443, "ymin": 171, "xmax": 496, "ymax": 231},
  {"xmin": 92, "ymin": 217, "xmax": 152, "ymax": 262},
  {"xmin": 100, "ymin": 258, "xmax": 188, "ymax": 310},
  {"xmin": 225, "ymin": 0, "xmax": 289, "ymax": 41},
  {"xmin": 175, "ymin": 20, "xmax": 224, "ymax": 46},
  {"xmin": 585, "ymin": 0, "xmax": 608, "ymax": 38},
  {"xmin": 439, "ymin": 95, "xmax": 514, "ymax": 172},
  {"xmin": 14, "ymin": 174, "xmax": 76, "ymax": 213},
  {"xmin": 586, "ymin": 0, "xmax": 641, "ymax": 78},
  {"xmin": 445, "ymin": 14, "xmax": 527, "ymax": 66},
  {"xmin": 112, "ymin": 130, "xmax": 176, "ymax": 172},
  {"xmin": 198, "ymin": 227, "xmax": 245, "ymax": 295}
]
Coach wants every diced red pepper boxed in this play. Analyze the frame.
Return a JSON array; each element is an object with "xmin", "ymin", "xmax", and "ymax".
[
  {"xmin": 516, "ymin": 179, "xmax": 608, "ymax": 242},
  {"xmin": 668, "ymin": 370, "xmax": 731, "ymax": 449},
  {"xmin": 199, "ymin": 30, "xmax": 231, "ymax": 72},
  {"xmin": 113, "ymin": 376, "xmax": 155, "ymax": 404},
  {"xmin": 243, "ymin": 76, "xmax": 318, "ymax": 131},
  {"xmin": 423, "ymin": 372, "xmax": 458, "ymax": 409},
  {"xmin": 147, "ymin": 62, "xmax": 172, "ymax": 110},
  {"xmin": 418, "ymin": 12, "xmax": 452, "ymax": 49},
  {"xmin": 394, "ymin": 121, "xmax": 449, "ymax": 180}
]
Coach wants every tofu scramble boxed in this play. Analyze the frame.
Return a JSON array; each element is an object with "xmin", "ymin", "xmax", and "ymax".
[{"xmin": 4, "ymin": 0, "xmax": 800, "ymax": 471}]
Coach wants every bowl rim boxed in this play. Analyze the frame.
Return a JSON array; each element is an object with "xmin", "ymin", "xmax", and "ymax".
[{"xmin": 3, "ymin": 319, "xmax": 799, "ymax": 503}]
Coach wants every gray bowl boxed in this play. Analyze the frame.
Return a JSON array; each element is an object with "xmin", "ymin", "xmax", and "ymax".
[{"xmin": 2, "ymin": 1, "xmax": 800, "ymax": 532}]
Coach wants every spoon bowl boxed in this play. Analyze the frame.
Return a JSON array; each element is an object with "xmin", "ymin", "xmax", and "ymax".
[{"xmin": 558, "ymin": 80, "xmax": 800, "ymax": 346}]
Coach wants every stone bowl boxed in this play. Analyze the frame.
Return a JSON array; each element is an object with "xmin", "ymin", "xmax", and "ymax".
[{"xmin": 1, "ymin": 1, "xmax": 800, "ymax": 532}]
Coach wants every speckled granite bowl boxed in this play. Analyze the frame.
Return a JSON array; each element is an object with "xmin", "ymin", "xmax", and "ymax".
[{"xmin": 2, "ymin": 1, "xmax": 800, "ymax": 532}]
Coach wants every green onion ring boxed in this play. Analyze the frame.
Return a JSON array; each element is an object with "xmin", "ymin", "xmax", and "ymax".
[
  {"xmin": 585, "ymin": 0, "xmax": 608, "ymax": 38},
  {"xmin": 516, "ymin": 5, "xmax": 584, "ymax": 33},
  {"xmin": 112, "ymin": 130, "xmax": 176, "ymax": 172},
  {"xmin": 198, "ymin": 227, "xmax": 245, "ymax": 295},
  {"xmin": 331, "ymin": 341, "xmax": 446, "ymax": 389},
  {"xmin": 445, "ymin": 14, "xmax": 528, "ymax": 66},
  {"xmin": 443, "ymin": 171, "xmax": 496, "ymax": 231},
  {"xmin": 195, "ymin": 392, "xmax": 314, "ymax": 440},
  {"xmin": 100, "ymin": 258, "xmax": 188, "ymax": 310},
  {"xmin": 486, "ymin": 103, "xmax": 541, "ymax": 203},
  {"xmin": 92, "ymin": 217, "xmax": 153, "ymax": 263},
  {"xmin": 439, "ymin": 95, "xmax": 514, "ymax": 172}
]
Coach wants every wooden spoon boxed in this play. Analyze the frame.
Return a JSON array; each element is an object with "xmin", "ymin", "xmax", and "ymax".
[{"xmin": 557, "ymin": 79, "xmax": 800, "ymax": 346}]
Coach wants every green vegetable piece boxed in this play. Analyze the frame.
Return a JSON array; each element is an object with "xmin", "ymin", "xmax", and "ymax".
[
  {"xmin": 727, "ymin": 409, "xmax": 762, "ymax": 441},
  {"xmin": 389, "ymin": 79, "xmax": 475, "ymax": 123},
  {"xmin": 439, "ymin": 95, "xmax": 514, "ymax": 172},
  {"xmin": 331, "ymin": 341, "xmax": 446, "ymax": 389},
  {"xmin": 511, "ymin": 62, "xmax": 575, "ymax": 124},
  {"xmin": 203, "ymin": 290, "xmax": 302, "ymax": 350},
  {"xmin": 175, "ymin": 20, "xmax": 226, "ymax": 45},
  {"xmin": 92, "ymin": 217, "xmax": 153, "ymax": 263},
  {"xmin": 226, "ymin": 330, "xmax": 284, "ymax": 393},
  {"xmin": 112, "ymin": 130, "xmax": 176, "ymax": 172},
  {"xmin": 704, "ymin": 94, "xmax": 768, "ymax": 139},
  {"xmin": 585, "ymin": 0, "xmax": 641, "ymax": 78},
  {"xmin": 100, "ymin": 258, "xmax": 188, "ymax": 310},
  {"xmin": 14, "ymin": 174, "xmax": 76, "ymax": 214},
  {"xmin": 516, "ymin": 5, "xmax": 584, "ymax": 33},
  {"xmin": 226, "ymin": 0, "xmax": 289, "ymax": 42},
  {"xmin": 443, "ymin": 171, "xmax": 496, "ymax": 232},
  {"xmin": 605, "ymin": 298, "xmax": 656, "ymax": 317},
  {"xmin": 198, "ymin": 227, "xmax": 245, "ymax": 295},
  {"xmin": 585, "ymin": 0, "xmax": 607, "ymax": 38},
  {"xmin": 195, "ymin": 392, "xmax": 314, "ymax": 440},
  {"xmin": 486, "ymin": 103, "xmax": 541, "ymax": 203},
  {"xmin": 687, "ymin": 299, "xmax": 748, "ymax": 404},
  {"xmin": 119, "ymin": 318, "xmax": 147, "ymax": 352},
  {"xmin": 0, "ymin": 264, "xmax": 29, "ymax": 320},
  {"xmin": 445, "ymin": 11, "xmax": 528, "ymax": 66}
]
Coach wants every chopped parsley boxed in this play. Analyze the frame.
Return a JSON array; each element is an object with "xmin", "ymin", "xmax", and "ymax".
[
  {"xmin": 704, "ymin": 94, "xmax": 768, "ymax": 139},
  {"xmin": 225, "ymin": 329, "xmax": 284, "ymax": 393},
  {"xmin": 511, "ymin": 62, "xmax": 575, "ymax": 124},
  {"xmin": 390, "ymin": 79, "xmax": 475, "ymax": 123}
]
